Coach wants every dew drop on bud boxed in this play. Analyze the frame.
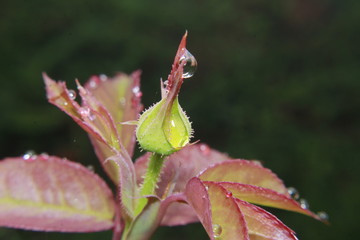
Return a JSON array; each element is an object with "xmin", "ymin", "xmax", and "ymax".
[
  {"xmin": 287, "ymin": 187, "xmax": 300, "ymax": 200},
  {"xmin": 299, "ymin": 198, "xmax": 309, "ymax": 209},
  {"xmin": 317, "ymin": 211, "xmax": 329, "ymax": 222},
  {"xmin": 179, "ymin": 49, "xmax": 197, "ymax": 79},
  {"xmin": 212, "ymin": 224, "xmax": 222, "ymax": 238},
  {"xmin": 68, "ymin": 90, "xmax": 76, "ymax": 100},
  {"xmin": 23, "ymin": 150, "xmax": 36, "ymax": 160}
]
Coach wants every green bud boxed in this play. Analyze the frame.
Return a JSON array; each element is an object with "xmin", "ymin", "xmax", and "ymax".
[
  {"xmin": 136, "ymin": 32, "xmax": 196, "ymax": 155},
  {"xmin": 136, "ymin": 96, "xmax": 192, "ymax": 155}
]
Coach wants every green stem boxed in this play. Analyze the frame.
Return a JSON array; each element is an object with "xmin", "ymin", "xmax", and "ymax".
[{"xmin": 134, "ymin": 153, "xmax": 165, "ymax": 216}]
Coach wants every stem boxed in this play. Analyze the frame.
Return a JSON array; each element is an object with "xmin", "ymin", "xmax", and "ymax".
[{"xmin": 134, "ymin": 153, "xmax": 165, "ymax": 216}]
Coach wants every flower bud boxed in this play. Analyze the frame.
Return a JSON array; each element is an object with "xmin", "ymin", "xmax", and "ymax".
[
  {"xmin": 136, "ymin": 32, "xmax": 195, "ymax": 155},
  {"xmin": 136, "ymin": 97, "xmax": 191, "ymax": 155}
]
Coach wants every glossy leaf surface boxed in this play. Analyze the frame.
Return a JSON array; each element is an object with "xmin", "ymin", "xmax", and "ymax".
[
  {"xmin": 0, "ymin": 155, "xmax": 115, "ymax": 232},
  {"xmin": 235, "ymin": 199, "xmax": 297, "ymax": 240},
  {"xmin": 185, "ymin": 178, "xmax": 249, "ymax": 240},
  {"xmin": 213, "ymin": 182, "xmax": 319, "ymax": 218},
  {"xmin": 199, "ymin": 160, "xmax": 289, "ymax": 194}
]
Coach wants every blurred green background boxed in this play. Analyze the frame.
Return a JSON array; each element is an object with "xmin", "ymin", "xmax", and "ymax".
[{"xmin": 0, "ymin": 0, "xmax": 359, "ymax": 239}]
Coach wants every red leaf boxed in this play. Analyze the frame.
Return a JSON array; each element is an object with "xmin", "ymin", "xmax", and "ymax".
[
  {"xmin": 84, "ymin": 71, "xmax": 142, "ymax": 160},
  {"xmin": 44, "ymin": 72, "xmax": 141, "ymax": 184},
  {"xmin": 185, "ymin": 178, "xmax": 249, "ymax": 240},
  {"xmin": 0, "ymin": 155, "xmax": 115, "ymax": 232},
  {"xmin": 199, "ymin": 160, "xmax": 289, "ymax": 195},
  {"xmin": 213, "ymin": 182, "xmax": 319, "ymax": 219},
  {"xmin": 235, "ymin": 199, "xmax": 297, "ymax": 240}
]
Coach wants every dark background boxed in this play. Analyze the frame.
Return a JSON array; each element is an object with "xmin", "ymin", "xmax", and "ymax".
[{"xmin": 0, "ymin": 0, "xmax": 359, "ymax": 239}]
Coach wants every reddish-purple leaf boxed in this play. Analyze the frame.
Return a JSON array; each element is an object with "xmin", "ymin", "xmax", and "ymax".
[
  {"xmin": 199, "ymin": 160, "xmax": 289, "ymax": 195},
  {"xmin": 235, "ymin": 199, "xmax": 297, "ymax": 240},
  {"xmin": 185, "ymin": 178, "xmax": 249, "ymax": 240},
  {"xmin": 44, "ymin": 72, "xmax": 141, "ymax": 184},
  {"xmin": 84, "ymin": 71, "xmax": 142, "ymax": 160},
  {"xmin": 184, "ymin": 178, "xmax": 213, "ymax": 238},
  {"xmin": 0, "ymin": 155, "xmax": 115, "ymax": 232},
  {"xmin": 212, "ymin": 182, "xmax": 320, "ymax": 219}
]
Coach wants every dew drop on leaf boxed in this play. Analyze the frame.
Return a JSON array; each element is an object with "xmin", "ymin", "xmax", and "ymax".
[
  {"xmin": 39, "ymin": 152, "xmax": 49, "ymax": 160},
  {"xmin": 79, "ymin": 107, "xmax": 90, "ymax": 118},
  {"xmin": 225, "ymin": 191, "xmax": 233, "ymax": 198},
  {"xmin": 287, "ymin": 187, "xmax": 300, "ymax": 200},
  {"xmin": 23, "ymin": 150, "xmax": 36, "ymax": 160},
  {"xmin": 68, "ymin": 89, "xmax": 76, "ymax": 100},
  {"xmin": 199, "ymin": 144, "xmax": 210, "ymax": 156},
  {"xmin": 87, "ymin": 165, "xmax": 95, "ymax": 172},
  {"xmin": 299, "ymin": 198, "xmax": 309, "ymax": 209},
  {"xmin": 317, "ymin": 211, "xmax": 329, "ymax": 222},
  {"xmin": 212, "ymin": 224, "xmax": 222, "ymax": 238},
  {"xmin": 99, "ymin": 74, "xmax": 107, "ymax": 81},
  {"xmin": 179, "ymin": 49, "xmax": 197, "ymax": 79},
  {"xmin": 89, "ymin": 79, "xmax": 98, "ymax": 89},
  {"xmin": 132, "ymin": 86, "xmax": 142, "ymax": 97}
]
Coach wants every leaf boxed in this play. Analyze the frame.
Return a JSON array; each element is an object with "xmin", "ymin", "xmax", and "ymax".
[
  {"xmin": 134, "ymin": 144, "xmax": 231, "ymax": 226},
  {"xmin": 0, "ymin": 155, "xmax": 115, "ymax": 232},
  {"xmin": 84, "ymin": 71, "xmax": 142, "ymax": 160},
  {"xmin": 235, "ymin": 199, "xmax": 297, "ymax": 240},
  {"xmin": 212, "ymin": 182, "xmax": 319, "ymax": 219},
  {"xmin": 125, "ymin": 198, "xmax": 161, "ymax": 240},
  {"xmin": 185, "ymin": 178, "xmax": 249, "ymax": 240},
  {"xmin": 106, "ymin": 154, "xmax": 138, "ymax": 220},
  {"xmin": 199, "ymin": 160, "xmax": 289, "ymax": 195},
  {"xmin": 44, "ymin": 72, "xmax": 142, "ymax": 184}
]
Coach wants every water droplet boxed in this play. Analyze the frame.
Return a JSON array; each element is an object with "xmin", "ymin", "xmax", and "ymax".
[
  {"xmin": 89, "ymin": 79, "xmax": 98, "ymax": 89},
  {"xmin": 87, "ymin": 165, "xmax": 95, "ymax": 172},
  {"xmin": 199, "ymin": 144, "xmax": 210, "ymax": 156},
  {"xmin": 226, "ymin": 191, "xmax": 233, "ymax": 198},
  {"xmin": 205, "ymin": 186, "xmax": 209, "ymax": 191},
  {"xmin": 299, "ymin": 198, "xmax": 309, "ymax": 209},
  {"xmin": 89, "ymin": 113, "xmax": 97, "ymax": 121},
  {"xmin": 55, "ymin": 99, "xmax": 68, "ymax": 106},
  {"xmin": 68, "ymin": 90, "xmax": 76, "ymax": 100},
  {"xmin": 132, "ymin": 86, "xmax": 142, "ymax": 97},
  {"xmin": 99, "ymin": 74, "xmax": 107, "ymax": 81},
  {"xmin": 39, "ymin": 152, "xmax": 49, "ymax": 160},
  {"xmin": 212, "ymin": 224, "xmax": 222, "ymax": 238},
  {"xmin": 23, "ymin": 150, "xmax": 36, "ymax": 160},
  {"xmin": 287, "ymin": 187, "xmax": 300, "ymax": 200},
  {"xmin": 317, "ymin": 211, "xmax": 329, "ymax": 222},
  {"xmin": 79, "ymin": 107, "xmax": 90, "ymax": 117},
  {"xmin": 179, "ymin": 49, "xmax": 197, "ymax": 79}
]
